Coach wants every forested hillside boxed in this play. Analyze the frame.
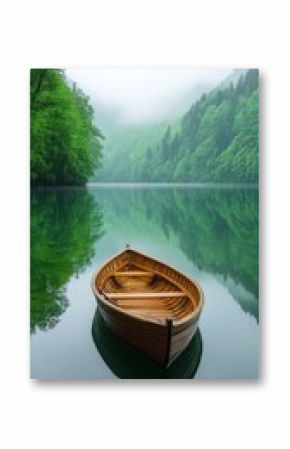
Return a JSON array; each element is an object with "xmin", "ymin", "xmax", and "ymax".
[
  {"xmin": 92, "ymin": 80, "xmax": 212, "ymax": 182},
  {"xmin": 31, "ymin": 69, "xmax": 103, "ymax": 186},
  {"xmin": 138, "ymin": 69, "xmax": 259, "ymax": 182},
  {"xmin": 94, "ymin": 69, "xmax": 258, "ymax": 183}
]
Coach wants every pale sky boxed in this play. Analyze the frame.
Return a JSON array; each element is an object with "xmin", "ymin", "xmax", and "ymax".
[{"xmin": 66, "ymin": 68, "xmax": 233, "ymax": 124}]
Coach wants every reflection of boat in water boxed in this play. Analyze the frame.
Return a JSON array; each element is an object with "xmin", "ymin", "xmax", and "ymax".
[
  {"xmin": 92, "ymin": 308, "xmax": 203, "ymax": 379},
  {"xmin": 91, "ymin": 247, "xmax": 204, "ymax": 366}
]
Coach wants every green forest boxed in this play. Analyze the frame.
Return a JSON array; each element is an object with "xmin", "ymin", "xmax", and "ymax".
[
  {"xmin": 30, "ymin": 69, "xmax": 103, "ymax": 186},
  {"xmin": 31, "ymin": 69, "xmax": 259, "ymax": 185},
  {"xmin": 95, "ymin": 69, "xmax": 259, "ymax": 183}
]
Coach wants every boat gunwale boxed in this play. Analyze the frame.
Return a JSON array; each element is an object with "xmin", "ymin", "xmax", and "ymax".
[{"xmin": 91, "ymin": 247, "xmax": 204, "ymax": 327}]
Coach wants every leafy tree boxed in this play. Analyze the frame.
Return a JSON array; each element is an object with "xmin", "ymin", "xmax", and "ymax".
[{"xmin": 31, "ymin": 69, "xmax": 103, "ymax": 186}]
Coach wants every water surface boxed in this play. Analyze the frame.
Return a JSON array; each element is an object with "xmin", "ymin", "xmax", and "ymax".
[{"xmin": 30, "ymin": 185, "xmax": 259, "ymax": 379}]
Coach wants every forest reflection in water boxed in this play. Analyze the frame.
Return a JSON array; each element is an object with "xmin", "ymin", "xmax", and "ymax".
[
  {"xmin": 30, "ymin": 188, "xmax": 104, "ymax": 334},
  {"xmin": 30, "ymin": 185, "xmax": 258, "ymax": 379}
]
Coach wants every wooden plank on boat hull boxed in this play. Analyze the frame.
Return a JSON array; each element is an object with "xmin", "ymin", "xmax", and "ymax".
[
  {"xmin": 99, "ymin": 299, "xmax": 167, "ymax": 334},
  {"xmin": 169, "ymin": 322, "xmax": 199, "ymax": 364},
  {"xmin": 125, "ymin": 310, "xmax": 174, "ymax": 322}
]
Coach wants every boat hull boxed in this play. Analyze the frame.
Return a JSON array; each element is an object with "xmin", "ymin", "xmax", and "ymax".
[
  {"xmin": 97, "ymin": 297, "xmax": 201, "ymax": 366},
  {"xmin": 92, "ymin": 308, "xmax": 203, "ymax": 378},
  {"xmin": 92, "ymin": 247, "xmax": 204, "ymax": 367}
]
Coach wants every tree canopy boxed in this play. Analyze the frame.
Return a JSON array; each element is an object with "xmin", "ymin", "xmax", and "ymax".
[
  {"xmin": 144, "ymin": 70, "xmax": 259, "ymax": 182},
  {"xmin": 31, "ymin": 69, "xmax": 103, "ymax": 186}
]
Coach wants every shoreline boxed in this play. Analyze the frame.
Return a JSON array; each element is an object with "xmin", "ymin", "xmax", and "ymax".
[
  {"xmin": 31, "ymin": 182, "xmax": 259, "ymax": 191},
  {"xmin": 87, "ymin": 182, "xmax": 259, "ymax": 189}
]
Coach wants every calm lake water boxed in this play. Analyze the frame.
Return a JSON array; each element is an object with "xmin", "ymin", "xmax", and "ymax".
[{"xmin": 30, "ymin": 185, "xmax": 259, "ymax": 379}]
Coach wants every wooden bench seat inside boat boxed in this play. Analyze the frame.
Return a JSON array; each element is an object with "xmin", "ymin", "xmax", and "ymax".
[
  {"xmin": 102, "ymin": 269, "xmax": 194, "ymax": 321},
  {"xmin": 106, "ymin": 292, "xmax": 186, "ymax": 299},
  {"xmin": 114, "ymin": 271, "xmax": 154, "ymax": 277}
]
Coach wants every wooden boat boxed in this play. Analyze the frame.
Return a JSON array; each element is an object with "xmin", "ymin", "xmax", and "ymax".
[
  {"xmin": 91, "ymin": 246, "xmax": 204, "ymax": 367},
  {"xmin": 92, "ymin": 308, "xmax": 203, "ymax": 379}
]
